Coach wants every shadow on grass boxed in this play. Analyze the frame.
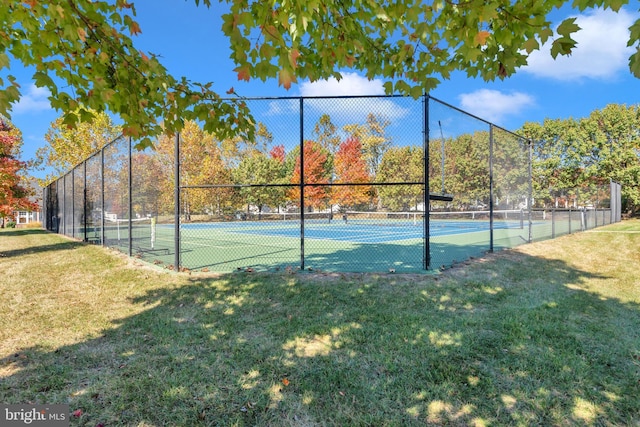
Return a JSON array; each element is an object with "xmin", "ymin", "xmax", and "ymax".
[
  {"xmin": 0, "ymin": 229, "xmax": 84, "ymax": 258},
  {"xmin": 0, "ymin": 228, "xmax": 48, "ymax": 236},
  {"xmin": 1, "ymin": 251, "xmax": 639, "ymax": 425}
]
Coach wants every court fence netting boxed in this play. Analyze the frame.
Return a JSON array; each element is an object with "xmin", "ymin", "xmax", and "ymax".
[{"xmin": 42, "ymin": 95, "xmax": 622, "ymax": 273}]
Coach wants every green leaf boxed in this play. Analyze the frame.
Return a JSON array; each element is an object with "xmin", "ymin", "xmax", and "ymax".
[
  {"xmin": 550, "ymin": 37, "xmax": 578, "ymax": 58},
  {"xmin": 0, "ymin": 53, "xmax": 9, "ymax": 70},
  {"xmin": 628, "ymin": 18, "xmax": 640, "ymax": 45},
  {"xmin": 33, "ymin": 71, "xmax": 55, "ymax": 89},
  {"xmin": 522, "ymin": 38, "xmax": 539, "ymax": 54},
  {"xmin": 629, "ymin": 50, "xmax": 640, "ymax": 79},
  {"xmin": 61, "ymin": 112, "xmax": 79, "ymax": 128},
  {"xmin": 607, "ymin": 0, "xmax": 626, "ymax": 12},
  {"xmin": 556, "ymin": 18, "xmax": 580, "ymax": 37}
]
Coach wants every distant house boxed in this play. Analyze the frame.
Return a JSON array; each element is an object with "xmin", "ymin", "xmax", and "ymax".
[
  {"xmin": 12, "ymin": 181, "xmax": 42, "ymax": 228},
  {"xmin": 13, "ymin": 209, "xmax": 41, "ymax": 227}
]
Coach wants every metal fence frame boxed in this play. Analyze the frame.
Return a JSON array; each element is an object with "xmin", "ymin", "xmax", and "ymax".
[{"xmin": 42, "ymin": 94, "xmax": 622, "ymax": 273}]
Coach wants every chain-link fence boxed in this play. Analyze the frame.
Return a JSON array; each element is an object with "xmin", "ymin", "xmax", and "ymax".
[{"xmin": 42, "ymin": 95, "xmax": 621, "ymax": 273}]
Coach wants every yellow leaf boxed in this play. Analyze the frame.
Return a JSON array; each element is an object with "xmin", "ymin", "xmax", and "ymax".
[
  {"xmin": 345, "ymin": 55, "xmax": 356, "ymax": 67},
  {"xmin": 289, "ymin": 49, "xmax": 300, "ymax": 69},
  {"xmin": 474, "ymin": 30, "xmax": 490, "ymax": 46},
  {"xmin": 234, "ymin": 65, "xmax": 251, "ymax": 82},
  {"xmin": 278, "ymin": 68, "xmax": 296, "ymax": 90},
  {"xmin": 77, "ymin": 27, "xmax": 87, "ymax": 42},
  {"xmin": 129, "ymin": 21, "xmax": 142, "ymax": 36}
]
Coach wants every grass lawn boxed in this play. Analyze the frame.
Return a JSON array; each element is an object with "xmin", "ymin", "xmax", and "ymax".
[{"xmin": 0, "ymin": 221, "xmax": 639, "ymax": 426}]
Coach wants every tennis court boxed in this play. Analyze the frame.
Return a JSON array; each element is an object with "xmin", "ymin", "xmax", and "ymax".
[
  {"xmin": 96, "ymin": 206, "xmax": 617, "ymax": 273},
  {"xmin": 105, "ymin": 210, "xmax": 532, "ymax": 272},
  {"xmin": 42, "ymin": 96, "xmax": 621, "ymax": 274}
]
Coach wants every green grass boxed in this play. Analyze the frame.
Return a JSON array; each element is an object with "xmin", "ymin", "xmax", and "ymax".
[{"xmin": 1, "ymin": 222, "xmax": 639, "ymax": 426}]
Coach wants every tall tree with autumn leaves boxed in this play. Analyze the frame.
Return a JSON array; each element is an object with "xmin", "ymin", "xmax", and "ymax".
[
  {"xmin": 288, "ymin": 141, "xmax": 332, "ymax": 210},
  {"xmin": 331, "ymin": 136, "xmax": 372, "ymax": 211},
  {"xmin": 154, "ymin": 120, "xmax": 234, "ymax": 219},
  {"xmin": 0, "ymin": 117, "xmax": 37, "ymax": 227},
  {"xmin": 35, "ymin": 109, "xmax": 122, "ymax": 185}
]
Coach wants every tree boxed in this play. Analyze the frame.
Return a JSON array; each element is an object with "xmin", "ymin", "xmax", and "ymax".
[
  {"xmin": 492, "ymin": 129, "xmax": 530, "ymax": 210},
  {"xmin": 437, "ymin": 131, "xmax": 491, "ymax": 209},
  {"xmin": 3, "ymin": 1, "xmax": 637, "ymax": 149},
  {"xmin": 0, "ymin": 117, "xmax": 37, "ymax": 226},
  {"xmin": 521, "ymin": 119, "xmax": 582, "ymax": 207},
  {"xmin": 312, "ymin": 115, "xmax": 341, "ymax": 154},
  {"xmin": 269, "ymin": 145, "xmax": 286, "ymax": 163},
  {"xmin": 155, "ymin": 120, "xmax": 233, "ymax": 219},
  {"xmin": 376, "ymin": 146, "xmax": 424, "ymax": 211},
  {"xmin": 343, "ymin": 114, "xmax": 392, "ymax": 176},
  {"xmin": 331, "ymin": 136, "xmax": 372, "ymax": 210},
  {"xmin": 220, "ymin": 122, "xmax": 273, "ymax": 169},
  {"xmin": 579, "ymin": 105, "xmax": 640, "ymax": 213},
  {"xmin": 35, "ymin": 109, "xmax": 122, "ymax": 184},
  {"xmin": 288, "ymin": 141, "xmax": 332, "ymax": 210},
  {"xmin": 233, "ymin": 152, "xmax": 288, "ymax": 215},
  {"xmin": 521, "ymin": 104, "xmax": 640, "ymax": 213},
  {"xmin": 131, "ymin": 152, "xmax": 166, "ymax": 218}
]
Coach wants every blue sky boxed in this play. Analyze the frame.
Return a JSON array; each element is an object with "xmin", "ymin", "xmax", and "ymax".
[{"xmin": 7, "ymin": 1, "xmax": 640, "ymax": 179}]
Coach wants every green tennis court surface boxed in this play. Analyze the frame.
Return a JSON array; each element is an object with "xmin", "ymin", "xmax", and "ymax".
[{"xmin": 102, "ymin": 213, "xmax": 535, "ymax": 273}]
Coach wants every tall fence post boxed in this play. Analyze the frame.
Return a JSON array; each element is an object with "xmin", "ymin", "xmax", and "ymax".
[
  {"xmin": 128, "ymin": 137, "xmax": 133, "ymax": 257},
  {"xmin": 299, "ymin": 98, "xmax": 305, "ymax": 271},
  {"xmin": 62, "ymin": 174, "xmax": 66, "ymax": 236},
  {"xmin": 71, "ymin": 169, "xmax": 75, "ymax": 239},
  {"xmin": 527, "ymin": 139, "xmax": 533, "ymax": 243},
  {"xmin": 83, "ymin": 160, "xmax": 87, "ymax": 242},
  {"xmin": 423, "ymin": 93, "xmax": 431, "ymax": 270},
  {"xmin": 174, "ymin": 132, "xmax": 181, "ymax": 270},
  {"xmin": 101, "ymin": 147, "xmax": 105, "ymax": 246},
  {"xmin": 489, "ymin": 124, "xmax": 494, "ymax": 252}
]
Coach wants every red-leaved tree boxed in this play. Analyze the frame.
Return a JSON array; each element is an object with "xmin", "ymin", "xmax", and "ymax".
[
  {"xmin": 331, "ymin": 136, "xmax": 372, "ymax": 210},
  {"xmin": 0, "ymin": 118, "xmax": 37, "ymax": 227},
  {"xmin": 269, "ymin": 144, "xmax": 286, "ymax": 163},
  {"xmin": 289, "ymin": 141, "xmax": 332, "ymax": 210}
]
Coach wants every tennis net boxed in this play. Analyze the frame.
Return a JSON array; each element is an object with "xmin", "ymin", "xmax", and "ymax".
[
  {"xmin": 104, "ymin": 216, "xmax": 156, "ymax": 248},
  {"xmin": 340, "ymin": 209, "xmax": 525, "ymax": 229},
  {"xmin": 207, "ymin": 209, "xmax": 526, "ymax": 231}
]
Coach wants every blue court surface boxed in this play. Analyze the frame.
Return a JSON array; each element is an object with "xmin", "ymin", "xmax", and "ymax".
[{"xmin": 178, "ymin": 218, "xmax": 526, "ymax": 244}]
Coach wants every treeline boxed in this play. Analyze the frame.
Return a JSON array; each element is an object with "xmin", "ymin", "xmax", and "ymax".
[
  {"xmin": 522, "ymin": 104, "xmax": 640, "ymax": 215},
  {"xmin": 122, "ymin": 114, "xmax": 531, "ymax": 219}
]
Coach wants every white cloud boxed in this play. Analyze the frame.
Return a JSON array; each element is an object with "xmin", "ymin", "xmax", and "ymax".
[
  {"xmin": 458, "ymin": 89, "xmax": 535, "ymax": 124},
  {"xmin": 13, "ymin": 84, "xmax": 53, "ymax": 114},
  {"xmin": 524, "ymin": 8, "xmax": 635, "ymax": 80},
  {"xmin": 299, "ymin": 72, "xmax": 385, "ymax": 97},
  {"xmin": 298, "ymin": 73, "xmax": 410, "ymax": 121},
  {"xmin": 265, "ymin": 99, "xmax": 299, "ymax": 116}
]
